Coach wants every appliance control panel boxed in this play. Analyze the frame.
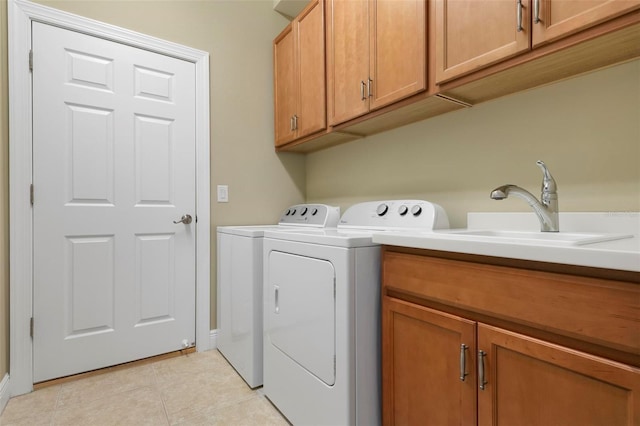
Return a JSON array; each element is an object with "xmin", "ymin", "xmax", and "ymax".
[
  {"xmin": 278, "ymin": 204, "xmax": 340, "ymax": 227},
  {"xmin": 339, "ymin": 200, "xmax": 449, "ymax": 231}
]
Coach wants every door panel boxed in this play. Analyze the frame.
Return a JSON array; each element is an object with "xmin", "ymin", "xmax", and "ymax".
[
  {"xmin": 383, "ymin": 297, "xmax": 477, "ymax": 426},
  {"xmin": 478, "ymin": 324, "xmax": 640, "ymax": 426},
  {"xmin": 327, "ymin": 0, "xmax": 370, "ymax": 125},
  {"xmin": 435, "ymin": 0, "xmax": 530, "ymax": 83},
  {"xmin": 532, "ymin": 0, "xmax": 640, "ymax": 46},
  {"xmin": 267, "ymin": 251, "xmax": 336, "ymax": 386},
  {"xmin": 32, "ymin": 21, "xmax": 196, "ymax": 382},
  {"xmin": 370, "ymin": 0, "xmax": 426, "ymax": 110}
]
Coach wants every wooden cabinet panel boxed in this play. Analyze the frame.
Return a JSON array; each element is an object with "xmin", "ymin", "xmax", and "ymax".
[
  {"xmin": 382, "ymin": 248, "xmax": 640, "ymax": 425},
  {"xmin": 327, "ymin": 0, "xmax": 370, "ymax": 125},
  {"xmin": 327, "ymin": 0, "xmax": 427, "ymax": 126},
  {"xmin": 273, "ymin": 0, "xmax": 326, "ymax": 147},
  {"xmin": 532, "ymin": 0, "xmax": 640, "ymax": 46},
  {"xmin": 274, "ymin": 25, "xmax": 297, "ymax": 146},
  {"xmin": 435, "ymin": 0, "xmax": 530, "ymax": 83},
  {"xmin": 478, "ymin": 324, "xmax": 640, "ymax": 426},
  {"xmin": 383, "ymin": 297, "xmax": 477, "ymax": 426},
  {"xmin": 297, "ymin": 0, "xmax": 327, "ymax": 137},
  {"xmin": 383, "ymin": 251, "xmax": 640, "ymax": 355},
  {"xmin": 369, "ymin": 0, "xmax": 426, "ymax": 110}
]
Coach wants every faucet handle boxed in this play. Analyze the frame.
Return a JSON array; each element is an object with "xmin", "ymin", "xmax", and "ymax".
[{"xmin": 536, "ymin": 160, "xmax": 557, "ymax": 194}]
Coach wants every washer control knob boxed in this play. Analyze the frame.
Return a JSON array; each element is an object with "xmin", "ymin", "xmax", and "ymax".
[
  {"xmin": 285, "ymin": 209, "xmax": 291, "ymax": 216},
  {"xmin": 411, "ymin": 205, "xmax": 423, "ymax": 216},
  {"xmin": 398, "ymin": 205, "xmax": 409, "ymax": 216},
  {"xmin": 301, "ymin": 207, "xmax": 308, "ymax": 216},
  {"xmin": 376, "ymin": 203, "xmax": 389, "ymax": 216},
  {"xmin": 311, "ymin": 208, "xmax": 318, "ymax": 216},
  {"xmin": 291, "ymin": 208, "xmax": 297, "ymax": 215}
]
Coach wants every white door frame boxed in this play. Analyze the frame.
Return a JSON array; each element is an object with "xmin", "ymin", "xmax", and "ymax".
[{"xmin": 8, "ymin": 0, "xmax": 211, "ymax": 396}]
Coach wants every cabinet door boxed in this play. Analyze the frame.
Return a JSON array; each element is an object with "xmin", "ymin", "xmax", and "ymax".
[
  {"xmin": 297, "ymin": 0, "xmax": 327, "ymax": 138},
  {"xmin": 274, "ymin": 24, "xmax": 297, "ymax": 147},
  {"xmin": 435, "ymin": 0, "xmax": 530, "ymax": 83},
  {"xmin": 477, "ymin": 324, "xmax": 640, "ymax": 426},
  {"xmin": 327, "ymin": 0, "xmax": 370, "ymax": 126},
  {"xmin": 369, "ymin": 0, "xmax": 426, "ymax": 110},
  {"xmin": 382, "ymin": 297, "xmax": 477, "ymax": 426},
  {"xmin": 532, "ymin": 0, "xmax": 640, "ymax": 46}
]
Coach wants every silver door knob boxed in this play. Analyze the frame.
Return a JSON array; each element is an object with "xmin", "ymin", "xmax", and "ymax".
[{"xmin": 173, "ymin": 214, "xmax": 192, "ymax": 225}]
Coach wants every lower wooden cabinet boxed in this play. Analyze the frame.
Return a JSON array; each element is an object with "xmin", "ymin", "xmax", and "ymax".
[
  {"xmin": 381, "ymin": 249, "xmax": 640, "ymax": 426},
  {"xmin": 383, "ymin": 298, "xmax": 477, "ymax": 425}
]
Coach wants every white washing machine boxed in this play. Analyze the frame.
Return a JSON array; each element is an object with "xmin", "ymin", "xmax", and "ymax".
[
  {"xmin": 262, "ymin": 200, "xmax": 449, "ymax": 425},
  {"xmin": 216, "ymin": 204, "xmax": 339, "ymax": 388}
]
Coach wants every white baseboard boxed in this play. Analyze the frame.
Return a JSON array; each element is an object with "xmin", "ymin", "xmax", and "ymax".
[
  {"xmin": 209, "ymin": 329, "xmax": 218, "ymax": 350},
  {"xmin": 0, "ymin": 373, "xmax": 10, "ymax": 417}
]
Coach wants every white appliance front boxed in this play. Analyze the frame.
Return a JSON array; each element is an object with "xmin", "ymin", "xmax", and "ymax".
[
  {"xmin": 216, "ymin": 205, "xmax": 339, "ymax": 388},
  {"xmin": 262, "ymin": 200, "xmax": 449, "ymax": 425},
  {"xmin": 264, "ymin": 238, "xmax": 380, "ymax": 426},
  {"xmin": 269, "ymin": 251, "xmax": 336, "ymax": 386}
]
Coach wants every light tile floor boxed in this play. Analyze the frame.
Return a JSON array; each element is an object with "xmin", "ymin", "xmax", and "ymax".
[{"xmin": 0, "ymin": 350, "xmax": 290, "ymax": 426}]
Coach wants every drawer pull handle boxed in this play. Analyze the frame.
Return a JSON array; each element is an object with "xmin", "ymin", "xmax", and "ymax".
[
  {"xmin": 516, "ymin": 0, "xmax": 524, "ymax": 32},
  {"xmin": 460, "ymin": 344, "xmax": 469, "ymax": 381},
  {"xmin": 478, "ymin": 350, "xmax": 487, "ymax": 390}
]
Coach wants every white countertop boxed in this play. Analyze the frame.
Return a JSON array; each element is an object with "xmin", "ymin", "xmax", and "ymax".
[{"xmin": 372, "ymin": 212, "xmax": 640, "ymax": 273}]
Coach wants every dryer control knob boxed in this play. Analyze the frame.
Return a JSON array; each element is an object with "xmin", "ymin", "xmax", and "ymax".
[
  {"xmin": 377, "ymin": 203, "xmax": 389, "ymax": 216},
  {"xmin": 311, "ymin": 208, "xmax": 318, "ymax": 216},
  {"xmin": 285, "ymin": 209, "xmax": 291, "ymax": 216},
  {"xmin": 411, "ymin": 205, "xmax": 423, "ymax": 216},
  {"xmin": 301, "ymin": 207, "xmax": 308, "ymax": 216},
  {"xmin": 291, "ymin": 208, "xmax": 297, "ymax": 215},
  {"xmin": 398, "ymin": 205, "xmax": 409, "ymax": 216}
]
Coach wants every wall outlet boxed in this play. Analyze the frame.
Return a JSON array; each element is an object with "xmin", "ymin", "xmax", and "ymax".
[{"xmin": 217, "ymin": 185, "xmax": 229, "ymax": 202}]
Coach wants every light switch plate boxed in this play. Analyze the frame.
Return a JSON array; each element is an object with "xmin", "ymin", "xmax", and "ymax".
[{"xmin": 217, "ymin": 185, "xmax": 229, "ymax": 202}]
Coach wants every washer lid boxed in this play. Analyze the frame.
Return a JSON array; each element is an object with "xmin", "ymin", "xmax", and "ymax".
[{"xmin": 263, "ymin": 228, "xmax": 378, "ymax": 248}]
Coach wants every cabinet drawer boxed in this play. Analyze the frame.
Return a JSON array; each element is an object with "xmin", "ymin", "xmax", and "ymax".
[{"xmin": 383, "ymin": 251, "xmax": 640, "ymax": 356}]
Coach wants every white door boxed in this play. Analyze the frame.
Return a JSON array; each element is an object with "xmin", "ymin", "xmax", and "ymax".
[{"xmin": 32, "ymin": 21, "xmax": 196, "ymax": 382}]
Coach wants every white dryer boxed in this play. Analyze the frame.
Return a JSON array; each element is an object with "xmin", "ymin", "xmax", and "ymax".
[
  {"xmin": 216, "ymin": 204, "xmax": 339, "ymax": 388},
  {"xmin": 262, "ymin": 200, "xmax": 449, "ymax": 425}
]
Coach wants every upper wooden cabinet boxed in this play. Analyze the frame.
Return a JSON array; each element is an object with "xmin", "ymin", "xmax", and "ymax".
[
  {"xmin": 274, "ymin": 0, "xmax": 326, "ymax": 147},
  {"xmin": 532, "ymin": 0, "xmax": 640, "ymax": 46},
  {"xmin": 326, "ymin": 0, "xmax": 426, "ymax": 126},
  {"xmin": 435, "ymin": 0, "xmax": 640, "ymax": 83}
]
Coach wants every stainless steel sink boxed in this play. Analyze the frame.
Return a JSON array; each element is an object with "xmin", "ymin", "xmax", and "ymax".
[{"xmin": 435, "ymin": 230, "xmax": 633, "ymax": 246}]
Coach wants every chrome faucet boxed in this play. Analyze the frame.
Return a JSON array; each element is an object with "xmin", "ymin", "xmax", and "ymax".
[{"xmin": 490, "ymin": 160, "xmax": 559, "ymax": 232}]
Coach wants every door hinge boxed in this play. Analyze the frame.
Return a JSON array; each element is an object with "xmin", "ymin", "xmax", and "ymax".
[
  {"xmin": 29, "ymin": 49, "xmax": 33, "ymax": 72},
  {"xmin": 30, "ymin": 317, "xmax": 34, "ymax": 338},
  {"xmin": 30, "ymin": 184, "xmax": 34, "ymax": 206}
]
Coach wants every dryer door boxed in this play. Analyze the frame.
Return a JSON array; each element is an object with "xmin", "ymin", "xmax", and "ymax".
[{"xmin": 267, "ymin": 251, "xmax": 336, "ymax": 386}]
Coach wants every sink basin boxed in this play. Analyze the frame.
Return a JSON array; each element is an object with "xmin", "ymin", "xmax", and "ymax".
[{"xmin": 436, "ymin": 230, "xmax": 633, "ymax": 246}]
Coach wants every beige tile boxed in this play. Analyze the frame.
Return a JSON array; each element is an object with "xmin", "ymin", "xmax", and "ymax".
[
  {"xmin": 159, "ymin": 368, "xmax": 255, "ymax": 424},
  {"xmin": 0, "ymin": 410, "xmax": 54, "ymax": 426},
  {"xmin": 52, "ymin": 386, "xmax": 167, "ymax": 426},
  {"xmin": 0, "ymin": 385, "xmax": 60, "ymax": 424},
  {"xmin": 153, "ymin": 350, "xmax": 236, "ymax": 384},
  {"xmin": 57, "ymin": 363, "xmax": 156, "ymax": 408},
  {"xmin": 171, "ymin": 394, "xmax": 289, "ymax": 426}
]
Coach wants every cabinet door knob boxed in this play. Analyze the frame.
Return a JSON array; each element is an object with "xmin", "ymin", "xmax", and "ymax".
[
  {"xmin": 478, "ymin": 350, "xmax": 488, "ymax": 390},
  {"xmin": 460, "ymin": 344, "xmax": 469, "ymax": 381}
]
